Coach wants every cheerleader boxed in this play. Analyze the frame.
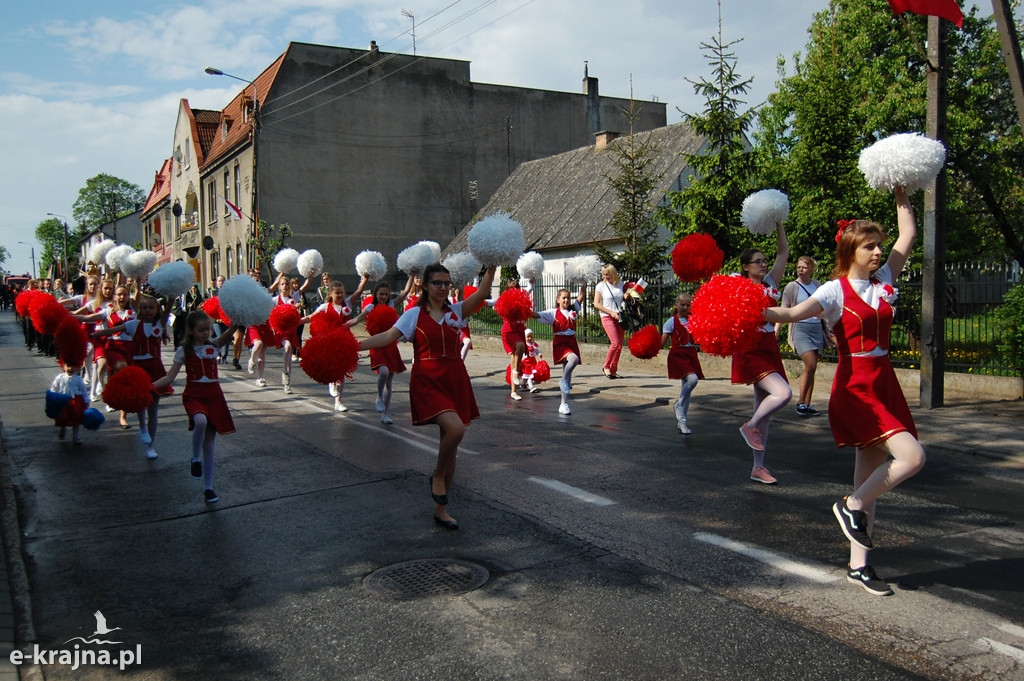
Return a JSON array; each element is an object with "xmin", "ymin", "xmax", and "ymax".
[
  {"xmin": 490, "ymin": 280, "xmax": 529, "ymax": 401},
  {"xmin": 300, "ymin": 276, "xmax": 369, "ymax": 411},
  {"xmin": 100, "ymin": 285, "xmax": 137, "ymax": 424},
  {"xmin": 456, "ymin": 281, "xmax": 478, "ymax": 361},
  {"xmin": 73, "ymin": 278, "xmax": 115, "ymax": 401},
  {"xmin": 532, "ymin": 286, "xmax": 585, "ymax": 415},
  {"xmin": 403, "ymin": 271, "xmax": 423, "ymax": 311},
  {"xmin": 92, "ymin": 294, "xmax": 172, "ymax": 459},
  {"xmin": 62, "ymin": 273, "xmax": 98, "ymax": 311},
  {"xmin": 152, "ymin": 311, "xmax": 238, "ymax": 504},
  {"xmin": 246, "ymin": 272, "xmax": 312, "ymax": 392},
  {"xmin": 77, "ymin": 283, "xmax": 136, "ymax": 427},
  {"xmin": 661, "ymin": 293, "xmax": 704, "ymax": 435},
  {"xmin": 765, "ymin": 187, "xmax": 924, "ymax": 597},
  {"xmin": 65, "ymin": 275, "xmax": 100, "ymax": 386},
  {"xmin": 347, "ymin": 280, "xmax": 405, "ymax": 423},
  {"xmin": 231, "ymin": 268, "xmax": 263, "ymax": 369},
  {"xmin": 732, "ymin": 222, "xmax": 791, "ymax": 484},
  {"xmin": 358, "ymin": 262, "xmax": 497, "ymax": 530},
  {"xmin": 519, "ymin": 329, "xmax": 542, "ymax": 393},
  {"xmin": 290, "ymin": 275, "xmax": 316, "ymax": 357},
  {"xmin": 49, "ymin": 362, "xmax": 90, "ymax": 446}
]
